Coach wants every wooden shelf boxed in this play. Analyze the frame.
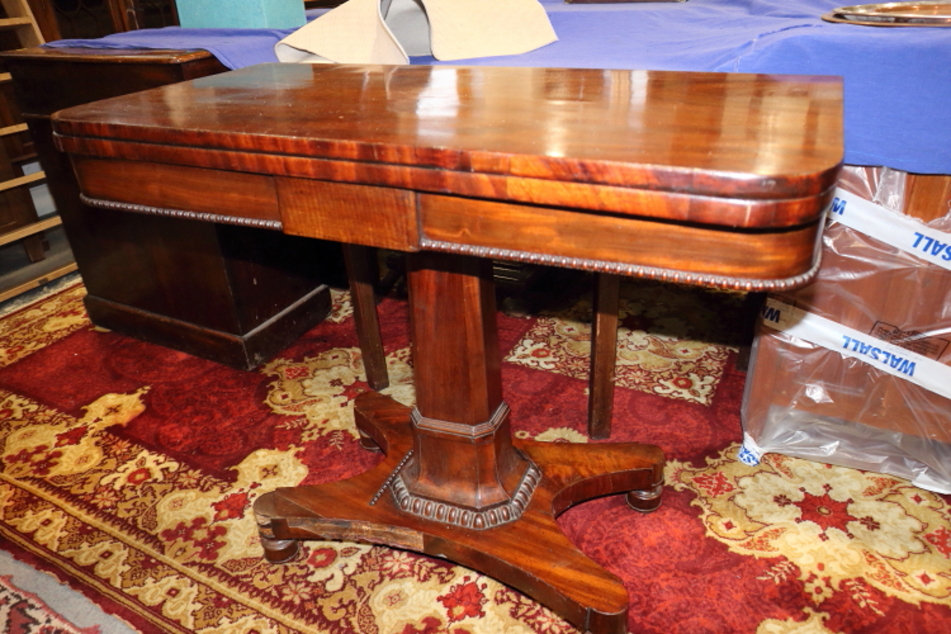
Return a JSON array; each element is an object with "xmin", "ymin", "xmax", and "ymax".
[
  {"xmin": 0, "ymin": 224, "xmax": 76, "ymax": 304},
  {"xmin": 0, "ymin": 213, "xmax": 60, "ymax": 246},
  {"xmin": 0, "ymin": 169, "xmax": 43, "ymax": 192},
  {"xmin": 1, "ymin": 122, "xmax": 30, "ymax": 136},
  {"xmin": 0, "ymin": 261, "xmax": 78, "ymax": 303},
  {"xmin": 0, "ymin": 17, "xmax": 33, "ymax": 29}
]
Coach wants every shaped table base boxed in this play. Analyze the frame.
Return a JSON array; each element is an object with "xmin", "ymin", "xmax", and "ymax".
[{"xmin": 254, "ymin": 391, "xmax": 663, "ymax": 634}]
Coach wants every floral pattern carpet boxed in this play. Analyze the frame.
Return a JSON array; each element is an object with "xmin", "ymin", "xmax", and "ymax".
[
  {"xmin": 1, "ymin": 278, "xmax": 949, "ymax": 634},
  {"xmin": 1, "ymin": 573, "xmax": 99, "ymax": 634}
]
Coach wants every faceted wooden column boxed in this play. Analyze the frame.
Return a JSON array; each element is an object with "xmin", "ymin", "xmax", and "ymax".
[{"xmin": 396, "ymin": 252, "xmax": 538, "ymax": 526}]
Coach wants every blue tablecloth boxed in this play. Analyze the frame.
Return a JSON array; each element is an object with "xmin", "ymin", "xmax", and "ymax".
[{"xmin": 44, "ymin": 0, "xmax": 951, "ymax": 174}]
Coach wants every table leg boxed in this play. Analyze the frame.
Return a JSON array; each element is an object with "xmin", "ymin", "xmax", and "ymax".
[
  {"xmin": 254, "ymin": 251, "xmax": 664, "ymax": 634},
  {"xmin": 588, "ymin": 273, "xmax": 621, "ymax": 439},
  {"xmin": 342, "ymin": 244, "xmax": 389, "ymax": 390}
]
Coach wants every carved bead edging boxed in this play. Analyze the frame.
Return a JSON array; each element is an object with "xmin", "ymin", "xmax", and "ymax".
[
  {"xmin": 370, "ymin": 450, "xmax": 414, "ymax": 506},
  {"xmin": 80, "ymin": 194, "xmax": 283, "ymax": 231},
  {"xmin": 389, "ymin": 460, "xmax": 542, "ymax": 530},
  {"xmin": 418, "ymin": 238, "xmax": 822, "ymax": 292}
]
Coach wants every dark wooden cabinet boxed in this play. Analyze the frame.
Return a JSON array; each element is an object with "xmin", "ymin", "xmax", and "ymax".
[
  {"xmin": 25, "ymin": 0, "xmax": 179, "ymax": 41},
  {"xmin": 3, "ymin": 46, "xmax": 343, "ymax": 368}
]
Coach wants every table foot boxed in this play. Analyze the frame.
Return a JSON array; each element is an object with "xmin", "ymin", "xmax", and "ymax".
[
  {"xmin": 258, "ymin": 535, "xmax": 300, "ymax": 564},
  {"xmin": 357, "ymin": 428, "xmax": 383, "ymax": 453},
  {"xmin": 626, "ymin": 485, "xmax": 664, "ymax": 513},
  {"xmin": 253, "ymin": 392, "xmax": 663, "ymax": 634}
]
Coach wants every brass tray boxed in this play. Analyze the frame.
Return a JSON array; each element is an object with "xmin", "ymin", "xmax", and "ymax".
[{"xmin": 822, "ymin": 2, "xmax": 951, "ymax": 25}]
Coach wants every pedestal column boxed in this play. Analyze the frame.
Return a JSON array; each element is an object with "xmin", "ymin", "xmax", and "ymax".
[{"xmin": 392, "ymin": 253, "xmax": 538, "ymax": 526}]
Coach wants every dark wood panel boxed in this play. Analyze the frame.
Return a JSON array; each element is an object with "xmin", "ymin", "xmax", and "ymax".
[
  {"xmin": 3, "ymin": 47, "xmax": 228, "ymax": 116},
  {"xmin": 73, "ymin": 156, "xmax": 282, "ymax": 223},
  {"xmin": 85, "ymin": 282, "xmax": 332, "ymax": 370}
]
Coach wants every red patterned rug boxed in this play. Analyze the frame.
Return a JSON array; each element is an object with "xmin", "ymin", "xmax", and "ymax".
[
  {"xmin": 0, "ymin": 574, "xmax": 99, "ymax": 634},
  {"xmin": 1, "ymin": 278, "xmax": 949, "ymax": 634}
]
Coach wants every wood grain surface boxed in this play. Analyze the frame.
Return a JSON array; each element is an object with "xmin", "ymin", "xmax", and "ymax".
[{"xmin": 53, "ymin": 64, "xmax": 842, "ymax": 221}]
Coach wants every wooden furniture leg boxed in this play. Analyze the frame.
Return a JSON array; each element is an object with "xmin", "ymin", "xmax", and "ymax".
[
  {"xmin": 735, "ymin": 291, "xmax": 766, "ymax": 371},
  {"xmin": 588, "ymin": 273, "xmax": 622, "ymax": 439},
  {"xmin": 254, "ymin": 251, "xmax": 664, "ymax": 634},
  {"xmin": 342, "ymin": 244, "xmax": 389, "ymax": 390}
]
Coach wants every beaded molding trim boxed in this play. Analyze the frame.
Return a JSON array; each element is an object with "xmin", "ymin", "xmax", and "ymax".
[
  {"xmin": 389, "ymin": 459, "xmax": 542, "ymax": 530},
  {"xmin": 385, "ymin": 402, "xmax": 539, "ymax": 528},
  {"xmin": 418, "ymin": 237, "xmax": 822, "ymax": 292},
  {"xmin": 370, "ymin": 451, "xmax": 415, "ymax": 506},
  {"xmin": 80, "ymin": 195, "xmax": 818, "ymax": 291},
  {"xmin": 80, "ymin": 194, "xmax": 283, "ymax": 231}
]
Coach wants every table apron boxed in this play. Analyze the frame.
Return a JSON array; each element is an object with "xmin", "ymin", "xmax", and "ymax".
[{"xmin": 72, "ymin": 155, "xmax": 825, "ymax": 290}]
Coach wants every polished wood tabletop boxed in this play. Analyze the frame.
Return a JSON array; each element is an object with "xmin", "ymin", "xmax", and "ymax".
[
  {"xmin": 53, "ymin": 63, "xmax": 843, "ymax": 634},
  {"xmin": 55, "ymin": 63, "xmax": 842, "ymax": 289}
]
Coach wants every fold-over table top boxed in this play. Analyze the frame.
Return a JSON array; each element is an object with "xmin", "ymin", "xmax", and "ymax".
[
  {"xmin": 53, "ymin": 63, "xmax": 842, "ymax": 225},
  {"xmin": 53, "ymin": 64, "xmax": 843, "ymax": 290}
]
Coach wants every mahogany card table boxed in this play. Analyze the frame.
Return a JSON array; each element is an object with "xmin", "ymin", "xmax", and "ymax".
[{"xmin": 52, "ymin": 63, "xmax": 842, "ymax": 634}]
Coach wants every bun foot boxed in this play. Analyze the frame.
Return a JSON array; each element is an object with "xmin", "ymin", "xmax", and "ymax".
[
  {"xmin": 260, "ymin": 536, "xmax": 300, "ymax": 564},
  {"xmin": 358, "ymin": 429, "xmax": 383, "ymax": 453},
  {"xmin": 626, "ymin": 483, "xmax": 663, "ymax": 513}
]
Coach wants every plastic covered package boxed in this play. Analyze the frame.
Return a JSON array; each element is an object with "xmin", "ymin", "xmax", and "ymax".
[{"xmin": 741, "ymin": 166, "xmax": 951, "ymax": 493}]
